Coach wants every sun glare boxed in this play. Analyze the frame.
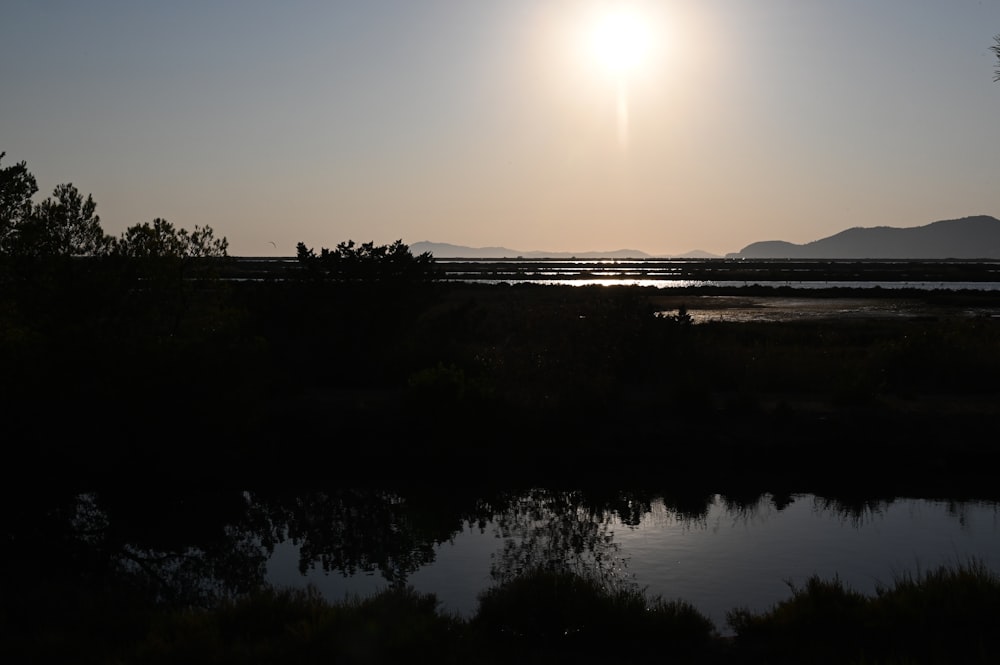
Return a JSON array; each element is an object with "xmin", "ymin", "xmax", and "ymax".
[
  {"xmin": 581, "ymin": 4, "xmax": 658, "ymax": 148},
  {"xmin": 588, "ymin": 5, "xmax": 652, "ymax": 77}
]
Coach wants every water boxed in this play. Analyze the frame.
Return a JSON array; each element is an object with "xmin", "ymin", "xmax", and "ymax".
[
  {"xmin": 655, "ymin": 296, "xmax": 1000, "ymax": 323},
  {"xmin": 459, "ymin": 278, "xmax": 1000, "ymax": 290},
  {"xmin": 264, "ymin": 493, "xmax": 1000, "ymax": 635},
  {"xmin": 428, "ymin": 257, "xmax": 1000, "ymax": 290},
  {"xmin": 230, "ymin": 256, "xmax": 1000, "ymax": 290}
]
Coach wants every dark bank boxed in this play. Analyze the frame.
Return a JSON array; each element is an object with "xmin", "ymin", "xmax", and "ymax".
[{"xmin": 6, "ymin": 252, "xmax": 999, "ymax": 491}]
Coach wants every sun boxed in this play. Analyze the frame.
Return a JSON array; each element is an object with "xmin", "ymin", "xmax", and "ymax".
[{"xmin": 588, "ymin": 5, "xmax": 653, "ymax": 77}]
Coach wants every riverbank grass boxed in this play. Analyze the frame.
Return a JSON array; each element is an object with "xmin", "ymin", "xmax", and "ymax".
[
  {"xmin": 472, "ymin": 567, "xmax": 718, "ymax": 663},
  {"xmin": 63, "ymin": 560, "xmax": 1000, "ymax": 664},
  {"xmin": 727, "ymin": 559, "xmax": 1000, "ymax": 664}
]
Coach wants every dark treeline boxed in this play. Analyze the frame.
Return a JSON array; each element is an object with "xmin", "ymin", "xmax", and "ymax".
[
  {"xmin": 4, "ymin": 151, "xmax": 1000, "ymax": 492},
  {"xmin": 6, "ymin": 156, "xmax": 1000, "ymax": 662},
  {"xmin": 10, "ymin": 272, "xmax": 1000, "ymax": 491},
  {"xmin": 9, "ymin": 265, "xmax": 1000, "ymax": 491},
  {"xmin": 5, "ymin": 251, "xmax": 1000, "ymax": 491}
]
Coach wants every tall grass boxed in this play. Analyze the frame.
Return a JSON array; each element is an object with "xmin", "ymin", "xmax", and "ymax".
[
  {"xmin": 727, "ymin": 559, "xmax": 1000, "ymax": 664},
  {"xmin": 128, "ymin": 585, "xmax": 464, "ymax": 665},
  {"xmin": 472, "ymin": 567, "xmax": 718, "ymax": 663},
  {"xmin": 9, "ymin": 562, "xmax": 999, "ymax": 664}
]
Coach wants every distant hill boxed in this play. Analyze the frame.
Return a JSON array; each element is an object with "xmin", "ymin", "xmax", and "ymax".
[
  {"xmin": 411, "ymin": 241, "xmax": 721, "ymax": 259},
  {"xmin": 728, "ymin": 215, "xmax": 1000, "ymax": 259},
  {"xmin": 678, "ymin": 249, "xmax": 724, "ymax": 259}
]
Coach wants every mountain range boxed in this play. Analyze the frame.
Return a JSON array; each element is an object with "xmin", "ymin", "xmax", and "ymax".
[
  {"xmin": 414, "ymin": 215, "xmax": 1000, "ymax": 260},
  {"xmin": 728, "ymin": 215, "xmax": 1000, "ymax": 259},
  {"xmin": 409, "ymin": 242, "xmax": 717, "ymax": 259}
]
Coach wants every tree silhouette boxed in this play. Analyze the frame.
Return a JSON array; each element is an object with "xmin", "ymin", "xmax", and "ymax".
[
  {"xmin": 113, "ymin": 218, "xmax": 228, "ymax": 259},
  {"xmin": 993, "ymin": 34, "xmax": 1000, "ymax": 83},
  {"xmin": 0, "ymin": 152, "xmax": 38, "ymax": 254},
  {"xmin": 13, "ymin": 183, "xmax": 111, "ymax": 257},
  {"xmin": 1, "ymin": 154, "xmax": 110, "ymax": 257},
  {"xmin": 296, "ymin": 238, "xmax": 434, "ymax": 282}
]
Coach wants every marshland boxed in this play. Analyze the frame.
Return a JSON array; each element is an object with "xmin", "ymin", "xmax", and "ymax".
[{"xmin": 4, "ymin": 246, "xmax": 1000, "ymax": 663}]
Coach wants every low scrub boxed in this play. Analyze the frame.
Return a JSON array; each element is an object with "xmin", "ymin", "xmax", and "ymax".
[
  {"xmin": 728, "ymin": 560, "xmax": 1000, "ymax": 664},
  {"xmin": 8, "ymin": 564, "xmax": 1000, "ymax": 664},
  {"xmin": 472, "ymin": 567, "xmax": 718, "ymax": 663},
  {"xmin": 128, "ymin": 586, "xmax": 463, "ymax": 665}
]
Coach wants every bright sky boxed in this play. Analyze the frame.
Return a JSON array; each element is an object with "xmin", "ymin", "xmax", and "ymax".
[{"xmin": 3, "ymin": 1, "xmax": 999, "ymax": 257}]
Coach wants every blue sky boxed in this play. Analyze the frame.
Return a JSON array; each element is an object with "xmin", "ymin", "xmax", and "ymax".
[{"xmin": 3, "ymin": 0, "xmax": 999, "ymax": 256}]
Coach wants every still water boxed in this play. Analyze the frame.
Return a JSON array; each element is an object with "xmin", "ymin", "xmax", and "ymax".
[
  {"xmin": 265, "ymin": 493, "xmax": 1000, "ymax": 634},
  {"xmin": 656, "ymin": 296, "xmax": 1000, "ymax": 323}
]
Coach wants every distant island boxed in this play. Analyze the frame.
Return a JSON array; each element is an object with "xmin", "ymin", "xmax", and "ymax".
[
  {"xmin": 410, "ymin": 241, "xmax": 720, "ymax": 260},
  {"xmin": 415, "ymin": 215, "xmax": 1000, "ymax": 260},
  {"xmin": 727, "ymin": 215, "xmax": 1000, "ymax": 260}
]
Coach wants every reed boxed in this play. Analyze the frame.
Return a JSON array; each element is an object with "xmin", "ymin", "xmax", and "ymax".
[{"xmin": 727, "ymin": 560, "xmax": 1000, "ymax": 664}]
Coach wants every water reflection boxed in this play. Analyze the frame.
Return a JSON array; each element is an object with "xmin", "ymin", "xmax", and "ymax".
[
  {"xmin": 257, "ymin": 491, "xmax": 470, "ymax": 584},
  {"xmin": 486, "ymin": 490, "xmax": 631, "ymax": 588},
  {"xmin": 656, "ymin": 296, "xmax": 1000, "ymax": 323},
  {"xmin": 269, "ymin": 492, "xmax": 1000, "ymax": 633},
  {"xmin": 7, "ymin": 490, "xmax": 999, "ymax": 634}
]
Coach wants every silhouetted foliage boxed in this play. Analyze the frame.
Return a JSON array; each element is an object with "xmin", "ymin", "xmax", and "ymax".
[
  {"xmin": 727, "ymin": 562, "xmax": 1000, "ymax": 665},
  {"xmin": 3, "ymin": 155, "xmax": 1000, "ymax": 492},
  {"xmin": 112, "ymin": 217, "xmax": 228, "ymax": 259},
  {"xmin": 0, "ymin": 154, "xmax": 227, "ymax": 263},
  {"xmin": 1, "ymin": 179, "xmax": 111, "ymax": 257},
  {"xmin": 296, "ymin": 238, "xmax": 434, "ymax": 282},
  {"xmin": 474, "ymin": 568, "xmax": 717, "ymax": 662},
  {"xmin": 993, "ymin": 33, "xmax": 1000, "ymax": 82},
  {"xmin": 0, "ymin": 152, "xmax": 38, "ymax": 254}
]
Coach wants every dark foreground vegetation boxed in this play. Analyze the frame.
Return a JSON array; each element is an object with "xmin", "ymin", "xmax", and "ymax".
[
  {"xmin": 5, "ymin": 255, "xmax": 999, "ymax": 491},
  {"xmin": 5, "ymin": 154, "xmax": 1000, "ymax": 662},
  {"xmin": 6, "ymin": 562, "xmax": 999, "ymax": 664},
  {"xmin": 4, "ymin": 152, "xmax": 1000, "ymax": 490}
]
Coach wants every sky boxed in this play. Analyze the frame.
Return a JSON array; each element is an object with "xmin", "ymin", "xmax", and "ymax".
[{"xmin": 3, "ymin": 1, "xmax": 1000, "ymax": 257}]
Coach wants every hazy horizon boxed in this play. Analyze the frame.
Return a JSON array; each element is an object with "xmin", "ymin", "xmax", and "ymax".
[{"xmin": 3, "ymin": 1, "xmax": 999, "ymax": 257}]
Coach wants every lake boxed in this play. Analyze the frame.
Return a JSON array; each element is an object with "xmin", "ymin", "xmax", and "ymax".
[
  {"xmin": 228, "ymin": 256, "xmax": 1000, "ymax": 290},
  {"xmin": 264, "ymin": 492, "xmax": 1000, "ymax": 635},
  {"xmin": 653, "ymin": 295, "xmax": 1000, "ymax": 323}
]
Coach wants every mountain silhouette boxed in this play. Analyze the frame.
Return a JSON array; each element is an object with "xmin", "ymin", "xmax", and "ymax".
[
  {"xmin": 410, "ymin": 242, "xmax": 720, "ymax": 259},
  {"xmin": 411, "ymin": 241, "xmax": 655, "ymax": 259},
  {"xmin": 728, "ymin": 215, "xmax": 1000, "ymax": 259}
]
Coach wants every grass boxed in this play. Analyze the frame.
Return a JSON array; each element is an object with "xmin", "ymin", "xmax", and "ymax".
[
  {"xmin": 472, "ymin": 567, "xmax": 719, "ymax": 663},
  {"xmin": 120, "ymin": 586, "xmax": 465, "ymax": 665},
  {"xmin": 8, "ymin": 563, "xmax": 998, "ymax": 664},
  {"xmin": 727, "ymin": 560, "xmax": 1000, "ymax": 665}
]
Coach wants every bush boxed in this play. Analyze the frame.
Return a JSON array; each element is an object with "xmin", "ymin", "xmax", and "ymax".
[
  {"xmin": 473, "ymin": 568, "xmax": 717, "ymax": 663},
  {"xmin": 727, "ymin": 562, "xmax": 1000, "ymax": 665},
  {"xmin": 130, "ymin": 586, "xmax": 463, "ymax": 665}
]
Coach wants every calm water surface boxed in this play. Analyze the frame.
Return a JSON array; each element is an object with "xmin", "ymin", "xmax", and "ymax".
[
  {"xmin": 659, "ymin": 296, "xmax": 1000, "ymax": 323},
  {"xmin": 265, "ymin": 494, "xmax": 1000, "ymax": 634}
]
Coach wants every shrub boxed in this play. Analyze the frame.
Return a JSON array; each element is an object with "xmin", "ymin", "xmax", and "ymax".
[{"xmin": 473, "ymin": 568, "xmax": 716, "ymax": 663}]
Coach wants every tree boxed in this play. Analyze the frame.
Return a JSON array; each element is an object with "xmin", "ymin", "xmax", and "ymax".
[
  {"xmin": 112, "ymin": 218, "xmax": 228, "ymax": 259},
  {"xmin": 184, "ymin": 223, "xmax": 229, "ymax": 258},
  {"xmin": 0, "ymin": 152, "xmax": 38, "ymax": 254},
  {"xmin": 296, "ymin": 238, "xmax": 434, "ymax": 282},
  {"xmin": 20, "ymin": 183, "xmax": 111, "ymax": 256},
  {"xmin": 993, "ymin": 34, "xmax": 1000, "ymax": 83},
  {"xmin": 1, "ymin": 154, "xmax": 112, "ymax": 257},
  {"xmin": 296, "ymin": 241, "xmax": 316, "ymax": 261}
]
